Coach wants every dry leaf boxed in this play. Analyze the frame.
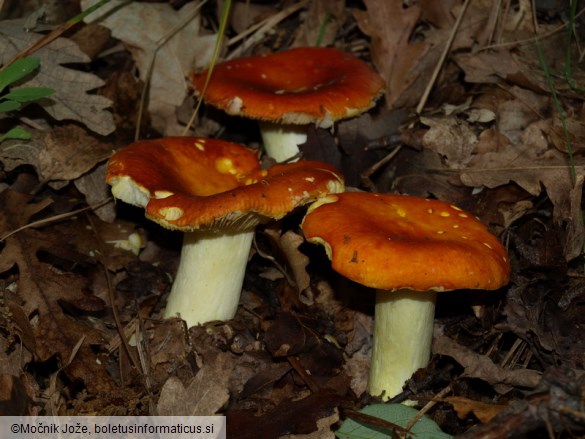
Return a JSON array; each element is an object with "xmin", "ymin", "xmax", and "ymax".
[
  {"xmin": 280, "ymin": 408, "xmax": 339, "ymax": 439},
  {"xmin": 0, "ymin": 374, "xmax": 32, "ymax": 416},
  {"xmin": 74, "ymin": 163, "xmax": 116, "ymax": 223},
  {"xmin": 226, "ymin": 392, "xmax": 338, "ymax": 439},
  {"xmin": 0, "ymin": 20, "xmax": 114, "ymax": 135},
  {"xmin": 442, "ymin": 396, "xmax": 508, "ymax": 423},
  {"xmin": 421, "ymin": 116, "xmax": 477, "ymax": 168},
  {"xmin": 230, "ymin": 2, "xmax": 277, "ymax": 34},
  {"xmin": 460, "ymin": 121, "xmax": 585, "ymax": 260},
  {"xmin": 433, "ymin": 335, "xmax": 542, "ymax": 389},
  {"xmin": 454, "ymin": 49, "xmax": 524, "ymax": 85},
  {"xmin": 261, "ymin": 228, "xmax": 312, "ymax": 301},
  {"xmin": 454, "ymin": 31, "xmax": 585, "ymax": 100},
  {"xmin": 418, "ymin": 0, "xmax": 457, "ymax": 29},
  {"xmin": 293, "ymin": 0, "xmax": 345, "ymax": 48},
  {"xmin": 157, "ymin": 351, "xmax": 232, "ymax": 416},
  {"xmin": 0, "ymin": 124, "xmax": 112, "ymax": 189},
  {"xmin": 354, "ymin": 0, "xmax": 429, "ymax": 108},
  {"xmin": 549, "ymin": 117, "xmax": 585, "ymax": 154},
  {"xmin": 0, "ymin": 190, "xmax": 114, "ymax": 393},
  {"xmin": 82, "ymin": 0, "xmax": 217, "ymax": 135},
  {"xmin": 278, "ymin": 230, "xmax": 312, "ymax": 296}
]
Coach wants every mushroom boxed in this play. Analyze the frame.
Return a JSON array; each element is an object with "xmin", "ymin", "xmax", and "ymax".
[
  {"xmin": 107, "ymin": 137, "xmax": 344, "ymax": 327},
  {"xmin": 190, "ymin": 47, "xmax": 385, "ymax": 162},
  {"xmin": 301, "ymin": 192, "xmax": 510, "ymax": 400}
]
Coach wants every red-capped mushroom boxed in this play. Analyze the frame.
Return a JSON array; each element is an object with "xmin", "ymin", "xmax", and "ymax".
[
  {"xmin": 107, "ymin": 137, "xmax": 344, "ymax": 327},
  {"xmin": 190, "ymin": 47, "xmax": 385, "ymax": 162},
  {"xmin": 301, "ymin": 192, "xmax": 510, "ymax": 400}
]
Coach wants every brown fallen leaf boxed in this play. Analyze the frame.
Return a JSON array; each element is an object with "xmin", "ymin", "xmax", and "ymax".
[
  {"xmin": 275, "ymin": 230, "xmax": 311, "ymax": 298},
  {"xmin": 420, "ymin": 115, "xmax": 477, "ymax": 168},
  {"xmin": 239, "ymin": 362, "xmax": 292, "ymax": 399},
  {"xmin": 441, "ymin": 395, "xmax": 508, "ymax": 423},
  {"xmin": 293, "ymin": 0, "xmax": 345, "ymax": 48},
  {"xmin": 264, "ymin": 313, "xmax": 320, "ymax": 357},
  {"xmin": 549, "ymin": 116, "xmax": 585, "ymax": 155},
  {"xmin": 0, "ymin": 20, "xmax": 114, "ymax": 135},
  {"xmin": 454, "ymin": 28, "xmax": 585, "ymax": 100},
  {"xmin": 74, "ymin": 163, "xmax": 116, "ymax": 223},
  {"xmin": 0, "ymin": 374, "xmax": 32, "ymax": 416},
  {"xmin": 280, "ymin": 408, "xmax": 339, "ymax": 439},
  {"xmin": 229, "ymin": 2, "xmax": 277, "ymax": 34},
  {"xmin": 157, "ymin": 350, "xmax": 232, "ymax": 416},
  {"xmin": 457, "ymin": 368, "xmax": 585, "ymax": 439},
  {"xmin": 459, "ymin": 121, "xmax": 585, "ymax": 260},
  {"xmin": 433, "ymin": 335, "xmax": 542, "ymax": 390},
  {"xmin": 499, "ymin": 280, "xmax": 585, "ymax": 369},
  {"xmin": 0, "ymin": 190, "xmax": 115, "ymax": 393},
  {"xmin": 0, "ymin": 124, "xmax": 112, "ymax": 190},
  {"xmin": 354, "ymin": 0, "xmax": 430, "ymax": 108},
  {"xmin": 226, "ymin": 391, "xmax": 339, "ymax": 439},
  {"xmin": 454, "ymin": 49, "xmax": 524, "ymax": 86},
  {"xmin": 1, "ymin": 302, "xmax": 35, "ymax": 379},
  {"xmin": 82, "ymin": 0, "xmax": 216, "ymax": 135},
  {"xmin": 418, "ymin": 0, "xmax": 457, "ymax": 29},
  {"xmin": 260, "ymin": 227, "xmax": 312, "ymax": 304}
]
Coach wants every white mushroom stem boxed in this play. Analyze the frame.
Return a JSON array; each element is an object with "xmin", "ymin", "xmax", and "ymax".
[
  {"xmin": 258, "ymin": 121, "xmax": 308, "ymax": 163},
  {"xmin": 163, "ymin": 230, "xmax": 254, "ymax": 326},
  {"xmin": 368, "ymin": 289, "xmax": 438, "ymax": 400}
]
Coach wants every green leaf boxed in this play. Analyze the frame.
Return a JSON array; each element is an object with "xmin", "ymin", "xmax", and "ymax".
[
  {"xmin": 336, "ymin": 404, "xmax": 453, "ymax": 439},
  {"xmin": 0, "ymin": 127, "xmax": 31, "ymax": 142},
  {"xmin": 0, "ymin": 57, "xmax": 41, "ymax": 94},
  {"xmin": 0, "ymin": 100, "xmax": 22, "ymax": 112},
  {"xmin": 3, "ymin": 87, "xmax": 55, "ymax": 102}
]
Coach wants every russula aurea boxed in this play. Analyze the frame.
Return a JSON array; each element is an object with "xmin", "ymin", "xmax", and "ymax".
[
  {"xmin": 301, "ymin": 192, "xmax": 510, "ymax": 400},
  {"xmin": 106, "ymin": 137, "xmax": 344, "ymax": 327},
  {"xmin": 190, "ymin": 47, "xmax": 385, "ymax": 162}
]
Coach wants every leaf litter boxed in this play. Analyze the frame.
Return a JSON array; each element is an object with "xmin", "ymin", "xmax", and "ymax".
[{"xmin": 0, "ymin": 0, "xmax": 584, "ymax": 437}]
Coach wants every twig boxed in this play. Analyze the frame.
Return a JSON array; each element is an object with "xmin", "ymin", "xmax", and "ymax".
[
  {"xmin": 182, "ymin": 0, "xmax": 231, "ymax": 135},
  {"xmin": 227, "ymin": 0, "xmax": 309, "ymax": 50},
  {"xmin": 1, "ymin": 0, "xmax": 112, "ymax": 70},
  {"xmin": 342, "ymin": 408, "xmax": 411, "ymax": 436},
  {"xmin": 360, "ymin": 145, "xmax": 402, "ymax": 192},
  {"xmin": 84, "ymin": 212, "xmax": 151, "ymax": 395},
  {"xmin": 287, "ymin": 356, "xmax": 320, "ymax": 394},
  {"xmin": 0, "ymin": 198, "xmax": 112, "ymax": 242},
  {"xmin": 478, "ymin": 5, "xmax": 585, "ymax": 52},
  {"xmin": 227, "ymin": 0, "xmax": 309, "ymax": 59},
  {"xmin": 136, "ymin": 0, "xmax": 208, "ymax": 140},
  {"xmin": 416, "ymin": 0, "xmax": 471, "ymax": 114},
  {"xmin": 405, "ymin": 384, "xmax": 452, "ymax": 433}
]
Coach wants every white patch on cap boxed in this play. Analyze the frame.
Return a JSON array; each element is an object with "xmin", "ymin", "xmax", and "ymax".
[
  {"xmin": 227, "ymin": 96, "xmax": 243, "ymax": 114},
  {"xmin": 154, "ymin": 190, "xmax": 173, "ymax": 199},
  {"xmin": 160, "ymin": 207, "xmax": 184, "ymax": 221}
]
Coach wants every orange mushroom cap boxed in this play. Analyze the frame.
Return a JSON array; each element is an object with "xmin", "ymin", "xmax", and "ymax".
[
  {"xmin": 301, "ymin": 192, "xmax": 510, "ymax": 292},
  {"xmin": 106, "ymin": 137, "xmax": 345, "ymax": 231},
  {"xmin": 189, "ymin": 47, "xmax": 385, "ymax": 127}
]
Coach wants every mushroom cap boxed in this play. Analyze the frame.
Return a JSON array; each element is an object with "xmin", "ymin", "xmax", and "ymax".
[
  {"xmin": 301, "ymin": 192, "xmax": 510, "ymax": 292},
  {"xmin": 189, "ymin": 47, "xmax": 385, "ymax": 128},
  {"xmin": 106, "ymin": 137, "xmax": 345, "ymax": 231}
]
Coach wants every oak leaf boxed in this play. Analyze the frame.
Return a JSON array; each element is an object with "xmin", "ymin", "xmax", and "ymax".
[
  {"xmin": 0, "ymin": 190, "xmax": 114, "ymax": 393},
  {"xmin": 0, "ymin": 20, "xmax": 114, "ymax": 135}
]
